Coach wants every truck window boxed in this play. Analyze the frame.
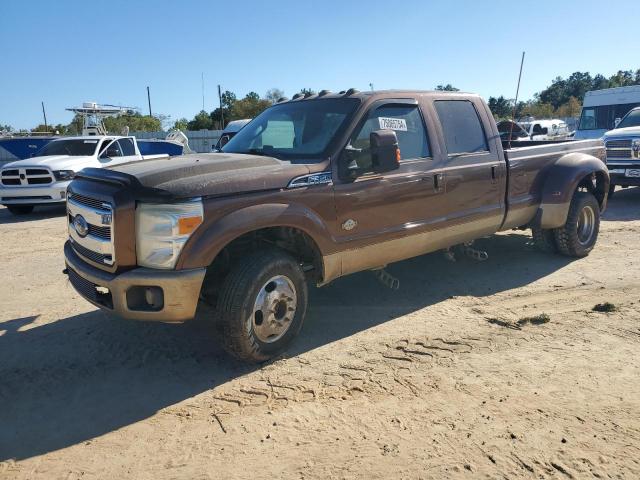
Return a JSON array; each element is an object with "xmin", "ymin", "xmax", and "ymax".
[
  {"xmin": 222, "ymin": 98, "xmax": 358, "ymax": 161},
  {"xmin": 348, "ymin": 104, "xmax": 429, "ymax": 170},
  {"xmin": 118, "ymin": 138, "xmax": 136, "ymax": 156},
  {"xmin": 434, "ymin": 100, "xmax": 488, "ymax": 155}
]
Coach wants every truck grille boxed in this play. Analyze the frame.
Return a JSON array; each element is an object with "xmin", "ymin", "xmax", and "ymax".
[
  {"xmin": 67, "ymin": 191, "xmax": 115, "ymax": 268},
  {"xmin": 67, "ymin": 267, "xmax": 113, "ymax": 308},
  {"xmin": 605, "ymin": 139, "xmax": 634, "ymax": 160},
  {"xmin": 1, "ymin": 167, "xmax": 54, "ymax": 186},
  {"xmin": 68, "ymin": 191, "xmax": 111, "ymax": 210}
]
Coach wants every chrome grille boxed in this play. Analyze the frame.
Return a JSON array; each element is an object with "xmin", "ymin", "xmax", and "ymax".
[
  {"xmin": 67, "ymin": 194, "xmax": 115, "ymax": 268},
  {"xmin": 67, "ymin": 190, "xmax": 111, "ymax": 210},
  {"xmin": 605, "ymin": 139, "xmax": 634, "ymax": 160},
  {"xmin": 1, "ymin": 166, "xmax": 54, "ymax": 186},
  {"xmin": 605, "ymin": 140, "xmax": 632, "ymax": 149}
]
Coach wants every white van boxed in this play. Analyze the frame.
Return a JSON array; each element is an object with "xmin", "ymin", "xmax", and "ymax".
[{"xmin": 575, "ymin": 85, "xmax": 640, "ymax": 140}]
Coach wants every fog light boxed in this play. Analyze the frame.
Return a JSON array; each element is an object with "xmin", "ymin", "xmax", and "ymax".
[{"xmin": 126, "ymin": 286, "xmax": 164, "ymax": 311}]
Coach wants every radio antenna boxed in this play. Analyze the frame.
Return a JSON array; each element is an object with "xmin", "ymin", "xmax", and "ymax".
[{"xmin": 508, "ymin": 51, "xmax": 525, "ymax": 148}]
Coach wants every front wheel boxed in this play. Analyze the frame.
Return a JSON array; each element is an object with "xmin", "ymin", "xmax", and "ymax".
[
  {"xmin": 554, "ymin": 191, "xmax": 600, "ymax": 257},
  {"xmin": 214, "ymin": 248, "xmax": 308, "ymax": 362},
  {"xmin": 6, "ymin": 205, "xmax": 34, "ymax": 215}
]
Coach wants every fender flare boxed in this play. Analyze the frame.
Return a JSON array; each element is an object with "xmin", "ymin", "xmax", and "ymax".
[
  {"xmin": 176, "ymin": 202, "xmax": 337, "ymax": 275},
  {"xmin": 537, "ymin": 152, "xmax": 609, "ymax": 229}
]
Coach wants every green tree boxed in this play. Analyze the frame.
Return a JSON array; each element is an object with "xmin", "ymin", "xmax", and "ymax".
[
  {"xmin": 265, "ymin": 88, "xmax": 284, "ymax": 104},
  {"xmin": 103, "ymin": 113, "xmax": 161, "ymax": 133},
  {"xmin": 488, "ymin": 96, "xmax": 511, "ymax": 119},
  {"xmin": 299, "ymin": 88, "xmax": 316, "ymax": 96},
  {"xmin": 188, "ymin": 110, "xmax": 214, "ymax": 130},
  {"xmin": 210, "ymin": 90, "xmax": 237, "ymax": 129},
  {"xmin": 555, "ymin": 96, "xmax": 582, "ymax": 118},
  {"xmin": 435, "ymin": 84, "xmax": 460, "ymax": 91},
  {"xmin": 173, "ymin": 118, "xmax": 189, "ymax": 130},
  {"xmin": 231, "ymin": 92, "xmax": 271, "ymax": 119},
  {"xmin": 0, "ymin": 124, "xmax": 12, "ymax": 132}
]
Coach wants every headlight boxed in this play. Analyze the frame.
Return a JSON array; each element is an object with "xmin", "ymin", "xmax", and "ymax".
[
  {"xmin": 135, "ymin": 199, "xmax": 203, "ymax": 269},
  {"xmin": 54, "ymin": 170, "xmax": 75, "ymax": 180}
]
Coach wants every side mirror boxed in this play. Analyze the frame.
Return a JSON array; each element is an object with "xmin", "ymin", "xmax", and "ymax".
[
  {"xmin": 370, "ymin": 129, "xmax": 400, "ymax": 173},
  {"xmin": 219, "ymin": 134, "xmax": 231, "ymax": 148}
]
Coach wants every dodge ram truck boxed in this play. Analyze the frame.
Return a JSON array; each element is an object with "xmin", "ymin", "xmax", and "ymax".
[
  {"xmin": 63, "ymin": 89, "xmax": 608, "ymax": 362},
  {"xmin": 0, "ymin": 136, "xmax": 168, "ymax": 215},
  {"xmin": 602, "ymin": 106, "xmax": 640, "ymax": 197}
]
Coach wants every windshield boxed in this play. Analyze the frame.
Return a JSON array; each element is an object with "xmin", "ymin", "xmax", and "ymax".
[
  {"xmin": 38, "ymin": 139, "xmax": 100, "ymax": 156},
  {"xmin": 616, "ymin": 109, "xmax": 640, "ymax": 129},
  {"xmin": 579, "ymin": 103, "xmax": 640, "ymax": 131},
  {"xmin": 222, "ymin": 98, "xmax": 359, "ymax": 161}
]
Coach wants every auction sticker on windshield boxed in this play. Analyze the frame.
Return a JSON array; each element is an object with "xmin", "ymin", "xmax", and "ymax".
[{"xmin": 378, "ymin": 117, "xmax": 407, "ymax": 131}]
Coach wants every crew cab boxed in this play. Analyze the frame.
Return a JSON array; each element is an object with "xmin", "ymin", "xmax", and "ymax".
[
  {"xmin": 0, "ymin": 136, "xmax": 167, "ymax": 214},
  {"xmin": 63, "ymin": 90, "xmax": 608, "ymax": 362},
  {"xmin": 602, "ymin": 106, "xmax": 640, "ymax": 196}
]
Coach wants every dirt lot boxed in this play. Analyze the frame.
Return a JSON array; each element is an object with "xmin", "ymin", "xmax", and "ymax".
[{"xmin": 1, "ymin": 188, "xmax": 639, "ymax": 479}]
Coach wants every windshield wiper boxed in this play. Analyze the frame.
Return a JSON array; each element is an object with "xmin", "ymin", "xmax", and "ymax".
[{"xmin": 246, "ymin": 148, "xmax": 282, "ymax": 159}]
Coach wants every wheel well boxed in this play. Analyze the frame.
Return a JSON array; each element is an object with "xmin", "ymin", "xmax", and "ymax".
[
  {"xmin": 577, "ymin": 171, "xmax": 608, "ymax": 209},
  {"xmin": 201, "ymin": 227, "xmax": 323, "ymax": 304}
]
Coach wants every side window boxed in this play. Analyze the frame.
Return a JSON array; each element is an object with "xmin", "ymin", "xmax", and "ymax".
[
  {"xmin": 434, "ymin": 100, "xmax": 489, "ymax": 155},
  {"xmin": 118, "ymin": 138, "xmax": 136, "ymax": 156},
  {"xmin": 348, "ymin": 104, "xmax": 429, "ymax": 170},
  {"xmin": 103, "ymin": 140, "xmax": 122, "ymax": 158}
]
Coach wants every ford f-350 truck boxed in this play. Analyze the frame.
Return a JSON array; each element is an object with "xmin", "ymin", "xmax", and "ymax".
[{"xmin": 63, "ymin": 90, "xmax": 608, "ymax": 362}]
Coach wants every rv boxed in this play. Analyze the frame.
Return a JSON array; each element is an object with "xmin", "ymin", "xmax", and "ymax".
[{"xmin": 575, "ymin": 85, "xmax": 640, "ymax": 140}]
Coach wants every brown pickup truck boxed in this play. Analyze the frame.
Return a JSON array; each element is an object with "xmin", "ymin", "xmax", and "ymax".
[{"xmin": 63, "ymin": 90, "xmax": 609, "ymax": 362}]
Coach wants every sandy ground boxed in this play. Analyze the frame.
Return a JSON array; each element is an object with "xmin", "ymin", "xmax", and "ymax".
[{"xmin": 0, "ymin": 188, "xmax": 639, "ymax": 479}]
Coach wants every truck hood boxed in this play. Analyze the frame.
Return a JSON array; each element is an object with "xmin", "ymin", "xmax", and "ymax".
[
  {"xmin": 108, "ymin": 153, "xmax": 313, "ymax": 198},
  {"xmin": 604, "ymin": 126, "xmax": 640, "ymax": 138},
  {"xmin": 2, "ymin": 155, "xmax": 96, "ymax": 171}
]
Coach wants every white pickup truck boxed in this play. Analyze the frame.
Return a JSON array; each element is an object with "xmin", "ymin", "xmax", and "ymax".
[{"xmin": 0, "ymin": 136, "xmax": 167, "ymax": 215}]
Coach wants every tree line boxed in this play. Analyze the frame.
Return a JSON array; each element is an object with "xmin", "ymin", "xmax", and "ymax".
[
  {"xmin": 487, "ymin": 69, "xmax": 640, "ymax": 120},
  {"xmin": 4, "ymin": 69, "xmax": 639, "ymax": 134}
]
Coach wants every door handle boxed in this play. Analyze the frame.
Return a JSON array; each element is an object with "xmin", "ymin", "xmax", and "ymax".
[
  {"xmin": 433, "ymin": 173, "xmax": 445, "ymax": 192},
  {"xmin": 491, "ymin": 165, "xmax": 499, "ymax": 183}
]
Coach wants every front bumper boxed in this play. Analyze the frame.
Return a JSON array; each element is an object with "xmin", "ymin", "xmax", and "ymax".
[
  {"xmin": 0, "ymin": 180, "xmax": 70, "ymax": 204},
  {"xmin": 64, "ymin": 241, "xmax": 206, "ymax": 322},
  {"xmin": 608, "ymin": 164, "xmax": 640, "ymax": 186}
]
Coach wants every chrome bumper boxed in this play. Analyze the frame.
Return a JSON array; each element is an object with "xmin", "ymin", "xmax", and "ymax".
[
  {"xmin": 0, "ymin": 180, "xmax": 69, "ymax": 204},
  {"xmin": 64, "ymin": 241, "xmax": 206, "ymax": 322}
]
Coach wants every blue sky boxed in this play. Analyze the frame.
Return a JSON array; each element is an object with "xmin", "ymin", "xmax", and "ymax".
[{"xmin": 1, "ymin": 0, "xmax": 639, "ymax": 129}]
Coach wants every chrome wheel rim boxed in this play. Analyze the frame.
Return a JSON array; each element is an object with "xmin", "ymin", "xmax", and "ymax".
[
  {"xmin": 250, "ymin": 275, "xmax": 297, "ymax": 343},
  {"xmin": 577, "ymin": 205, "xmax": 596, "ymax": 245}
]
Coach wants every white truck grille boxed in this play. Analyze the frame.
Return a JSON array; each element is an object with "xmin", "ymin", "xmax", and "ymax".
[
  {"xmin": 605, "ymin": 139, "xmax": 633, "ymax": 160},
  {"xmin": 1, "ymin": 167, "xmax": 55, "ymax": 186},
  {"xmin": 67, "ymin": 191, "xmax": 115, "ymax": 266}
]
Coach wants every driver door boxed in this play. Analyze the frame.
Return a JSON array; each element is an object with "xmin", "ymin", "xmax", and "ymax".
[
  {"xmin": 332, "ymin": 100, "xmax": 446, "ymax": 276},
  {"xmin": 98, "ymin": 139, "xmax": 124, "ymax": 167}
]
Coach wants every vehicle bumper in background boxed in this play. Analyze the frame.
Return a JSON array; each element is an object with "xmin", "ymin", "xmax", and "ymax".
[
  {"xmin": 608, "ymin": 164, "xmax": 640, "ymax": 186},
  {"xmin": 64, "ymin": 241, "xmax": 206, "ymax": 322},
  {"xmin": 0, "ymin": 180, "xmax": 70, "ymax": 204}
]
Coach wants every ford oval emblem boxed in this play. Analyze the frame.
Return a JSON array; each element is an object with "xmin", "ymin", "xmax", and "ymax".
[{"xmin": 73, "ymin": 214, "xmax": 89, "ymax": 237}]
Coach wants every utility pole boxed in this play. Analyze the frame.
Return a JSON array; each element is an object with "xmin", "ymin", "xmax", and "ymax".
[
  {"xmin": 146, "ymin": 86, "xmax": 152, "ymax": 116},
  {"xmin": 41, "ymin": 101, "xmax": 48, "ymax": 132},
  {"xmin": 218, "ymin": 84, "xmax": 224, "ymax": 128}
]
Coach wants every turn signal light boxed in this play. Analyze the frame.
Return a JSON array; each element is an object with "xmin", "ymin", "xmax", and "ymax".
[
  {"xmin": 396, "ymin": 148, "xmax": 401, "ymax": 163},
  {"xmin": 178, "ymin": 216, "xmax": 202, "ymax": 235}
]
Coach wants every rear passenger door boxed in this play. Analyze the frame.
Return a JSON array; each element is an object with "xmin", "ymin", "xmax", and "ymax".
[{"xmin": 431, "ymin": 99, "xmax": 506, "ymax": 234}]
